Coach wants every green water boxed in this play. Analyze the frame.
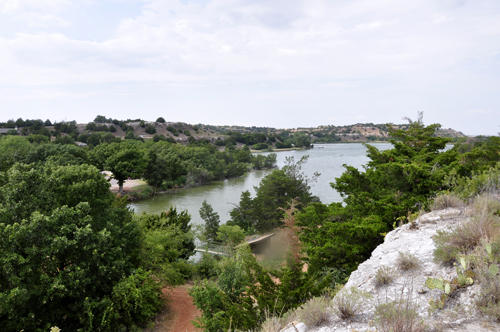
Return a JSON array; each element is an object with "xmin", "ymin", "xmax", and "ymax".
[{"xmin": 129, "ymin": 143, "xmax": 392, "ymax": 226}]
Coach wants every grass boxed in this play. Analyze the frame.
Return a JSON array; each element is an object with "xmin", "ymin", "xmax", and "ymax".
[
  {"xmin": 396, "ymin": 252, "xmax": 422, "ymax": 272},
  {"xmin": 374, "ymin": 266, "xmax": 397, "ymax": 288},
  {"xmin": 260, "ymin": 308, "xmax": 296, "ymax": 332},
  {"xmin": 331, "ymin": 287, "xmax": 372, "ymax": 321},
  {"xmin": 429, "ymin": 193, "xmax": 500, "ymax": 322},
  {"xmin": 433, "ymin": 195, "xmax": 500, "ymax": 265},
  {"xmin": 373, "ymin": 280, "xmax": 427, "ymax": 332},
  {"xmin": 431, "ymin": 194, "xmax": 464, "ymax": 211},
  {"xmin": 373, "ymin": 299, "xmax": 427, "ymax": 332},
  {"xmin": 296, "ymin": 297, "xmax": 331, "ymax": 327}
]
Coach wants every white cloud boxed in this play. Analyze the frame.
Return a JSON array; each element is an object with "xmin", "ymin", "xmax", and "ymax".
[
  {"xmin": 465, "ymin": 109, "xmax": 491, "ymax": 114},
  {"xmin": 0, "ymin": 0, "xmax": 70, "ymax": 14},
  {"xmin": 0, "ymin": 0, "xmax": 499, "ymax": 135}
]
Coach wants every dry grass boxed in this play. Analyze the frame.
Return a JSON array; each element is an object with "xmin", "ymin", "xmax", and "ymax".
[
  {"xmin": 260, "ymin": 309, "xmax": 297, "ymax": 332},
  {"xmin": 373, "ymin": 280, "xmax": 427, "ymax": 332},
  {"xmin": 434, "ymin": 195, "xmax": 500, "ymax": 264},
  {"xmin": 475, "ymin": 264, "xmax": 500, "ymax": 322},
  {"xmin": 431, "ymin": 194, "xmax": 464, "ymax": 211},
  {"xmin": 375, "ymin": 266, "xmax": 397, "ymax": 287},
  {"xmin": 331, "ymin": 287, "xmax": 372, "ymax": 321},
  {"xmin": 373, "ymin": 299, "xmax": 427, "ymax": 332},
  {"xmin": 396, "ymin": 252, "xmax": 422, "ymax": 272},
  {"xmin": 469, "ymin": 194, "xmax": 500, "ymax": 217},
  {"xmin": 296, "ymin": 297, "xmax": 331, "ymax": 327}
]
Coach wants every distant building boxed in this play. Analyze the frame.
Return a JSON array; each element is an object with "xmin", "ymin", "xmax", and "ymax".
[{"xmin": 0, "ymin": 128, "xmax": 20, "ymax": 135}]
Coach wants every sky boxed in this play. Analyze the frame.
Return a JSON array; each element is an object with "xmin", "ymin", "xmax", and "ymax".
[{"xmin": 0, "ymin": 0, "xmax": 499, "ymax": 135}]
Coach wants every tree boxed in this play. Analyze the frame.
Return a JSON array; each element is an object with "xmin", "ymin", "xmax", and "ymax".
[
  {"xmin": 297, "ymin": 202, "xmax": 386, "ymax": 273},
  {"xmin": 156, "ymin": 117, "xmax": 166, "ymax": 123},
  {"xmin": 135, "ymin": 209, "xmax": 195, "ymax": 285},
  {"xmin": 44, "ymin": 119, "xmax": 52, "ymax": 126},
  {"xmin": 199, "ymin": 200, "xmax": 220, "ymax": 242},
  {"xmin": 125, "ymin": 130, "xmax": 136, "ymax": 139},
  {"xmin": 333, "ymin": 113, "xmax": 455, "ymax": 228},
  {"xmin": 228, "ymin": 191, "xmax": 257, "ymax": 233},
  {"xmin": 297, "ymin": 113, "xmax": 458, "ymax": 274},
  {"xmin": 239, "ymin": 156, "xmax": 318, "ymax": 232},
  {"xmin": 105, "ymin": 148, "xmax": 147, "ymax": 194},
  {"xmin": 145, "ymin": 124, "xmax": 156, "ymax": 134},
  {"xmin": 217, "ymin": 225, "xmax": 245, "ymax": 246},
  {"xmin": 293, "ymin": 132, "xmax": 311, "ymax": 147},
  {"xmin": 0, "ymin": 136, "xmax": 30, "ymax": 171},
  {"xmin": 94, "ymin": 115, "xmax": 108, "ymax": 123},
  {"xmin": 0, "ymin": 163, "xmax": 156, "ymax": 332}
]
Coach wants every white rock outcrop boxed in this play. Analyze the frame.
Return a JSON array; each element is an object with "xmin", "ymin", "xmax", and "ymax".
[{"xmin": 283, "ymin": 208, "xmax": 499, "ymax": 332}]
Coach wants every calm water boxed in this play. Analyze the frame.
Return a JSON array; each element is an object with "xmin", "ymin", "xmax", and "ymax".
[{"xmin": 129, "ymin": 143, "xmax": 392, "ymax": 226}]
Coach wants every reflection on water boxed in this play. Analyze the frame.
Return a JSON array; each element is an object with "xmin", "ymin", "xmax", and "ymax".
[{"xmin": 129, "ymin": 143, "xmax": 392, "ymax": 226}]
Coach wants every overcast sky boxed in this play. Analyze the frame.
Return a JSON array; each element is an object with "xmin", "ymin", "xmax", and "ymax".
[{"xmin": 0, "ymin": 0, "xmax": 499, "ymax": 135}]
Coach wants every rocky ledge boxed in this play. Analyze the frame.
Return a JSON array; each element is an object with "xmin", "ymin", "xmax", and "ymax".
[{"xmin": 284, "ymin": 207, "xmax": 500, "ymax": 332}]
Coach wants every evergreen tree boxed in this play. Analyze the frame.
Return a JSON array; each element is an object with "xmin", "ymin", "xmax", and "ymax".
[{"xmin": 199, "ymin": 200, "xmax": 220, "ymax": 242}]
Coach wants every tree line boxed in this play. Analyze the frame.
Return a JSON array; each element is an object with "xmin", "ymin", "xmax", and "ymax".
[{"xmin": 1, "ymin": 113, "xmax": 498, "ymax": 331}]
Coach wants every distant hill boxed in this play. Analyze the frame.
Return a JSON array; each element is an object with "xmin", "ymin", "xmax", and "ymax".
[{"xmin": 1, "ymin": 116, "xmax": 467, "ymax": 147}]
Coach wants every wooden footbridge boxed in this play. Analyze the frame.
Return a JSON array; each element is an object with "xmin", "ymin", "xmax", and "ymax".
[{"xmin": 195, "ymin": 233, "xmax": 276, "ymax": 256}]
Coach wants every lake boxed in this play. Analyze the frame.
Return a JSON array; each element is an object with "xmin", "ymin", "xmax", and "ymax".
[{"xmin": 129, "ymin": 143, "xmax": 392, "ymax": 225}]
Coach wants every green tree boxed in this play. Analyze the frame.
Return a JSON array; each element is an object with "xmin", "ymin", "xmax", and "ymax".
[
  {"xmin": 156, "ymin": 117, "xmax": 166, "ymax": 123},
  {"xmin": 0, "ymin": 135, "xmax": 30, "ymax": 171},
  {"xmin": 145, "ymin": 124, "xmax": 156, "ymax": 134},
  {"xmin": 333, "ymin": 112, "xmax": 455, "ymax": 228},
  {"xmin": 105, "ymin": 148, "xmax": 147, "ymax": 194},
  {"xmin": 199, "ymin": 200, "xmax": 220, "ymax": 242},
  {"xmin": 135, "ymin": 210, "xmax": 195, "ymax": 285},
  {"xmin": 297, "ymin": 202, "xmax": 387, "ymax": 273},
  {"xmin": 228, "ymin": 190, "xmax": 257, "ymax": 233},
  {"xmin": 297, "ymin": 113, "xmax": 459, "ymax": 274},
  {"xmin": 243, "ymin": 156, "xmax": 319, "ymax": 232},
  {"xmin": 293, "ymin": 132, "xmax": 311, "ymax": 147},
  {"xmin": 217, "ymin": 225, "xmax": 246, "ymax": 246},
  {"xmin": 0, "ymin": 163, "xmax": 151, "ymax": 332}
]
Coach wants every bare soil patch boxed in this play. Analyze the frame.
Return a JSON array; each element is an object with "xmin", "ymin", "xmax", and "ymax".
[{"xmin": 145, "ymin": 285, "xmax": 201, "ymax": 332}]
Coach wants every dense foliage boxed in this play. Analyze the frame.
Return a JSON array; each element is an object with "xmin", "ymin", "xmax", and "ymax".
[
  {"xmin": 298, "ymin": 114, "xmax": 500, "ymax": 275},
  {"xmin": 228, "ymin": 155, "xmax": 319, "ymax": 233},
  {"xmin": 0, "ymin": 161, "xmax": 196, "ymax": 331}
]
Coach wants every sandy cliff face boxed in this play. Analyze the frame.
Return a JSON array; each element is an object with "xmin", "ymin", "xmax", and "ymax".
[{"xmin": 284, "ymin": 207, "xmax": 499, "ymax": 332}]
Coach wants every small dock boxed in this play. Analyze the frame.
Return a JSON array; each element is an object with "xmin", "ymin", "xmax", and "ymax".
[
  {"xmin": 195, "ymin": 233, "xmax": 276, "ymax": 256},
  {"xmin": 194, "ymin": 248, "xmax": 227, "ymax": 256}
]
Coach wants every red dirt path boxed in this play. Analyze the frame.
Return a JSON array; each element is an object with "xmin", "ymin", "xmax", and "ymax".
[
  {"xmin": 166, "ymin": 286, "xmax": 201, "ymax": 332},
  {"xmin": 145, "ymin": 285, "xmax": 201, "ymax": 332}
]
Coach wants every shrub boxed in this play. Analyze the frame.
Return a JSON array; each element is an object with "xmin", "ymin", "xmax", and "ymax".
[
  {"xmin": 434, "ymin": 203, "xmax": 499, "ymax": 264},
  {"xmin": 260, "ymin": 309, "xmax": 296, "ymax": 332},
  {"xmin": 445, "ymin": 162, "xmax": 500, "ymax": 199},
  {"xmin": 375, "ymin": 266, "xmax": 397, "ymax": 287},
  {"xmin": 107, "ymin": 269, "xmax": 165, "ymax": 329},
  {"xmin": 470, "ymin": 194, "xmax": 500, "ymax": 216},
  {"xmin": 145, "ymin": 124, "xmax": 156, "ymax": 134},
  {"xmin": 373, "ymin": 298, "xmax": 427, "ymax": 332},
  {"xmin": 431, "ymin": 194, "xmax": 464, "ymax": 211},
  {"xmin": 475, "ymin": 264, "xmax": 500, "ymax": 321},
  {"xmin": 296, "ymin": 297, "xmax": 330, "ymax": 327},
  {"xmin": 396, "ymin": 252, "xmax": 422, "ymax": 272},
  {"xmin": 331, "ymin": 287, "xmax": 372, "ymax": 321},
  {"xmin": 252, "ymin": 142, "xmax": 268, "ymax": 150}
]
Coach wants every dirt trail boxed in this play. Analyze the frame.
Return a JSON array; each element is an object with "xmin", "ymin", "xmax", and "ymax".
[
  {"xmin": 166, "ymin": 285, "xmax": 201, "ymax": 332},
  {"xmin": 146, "ymin": 285, "xmax": 201, "ymax": 332}
]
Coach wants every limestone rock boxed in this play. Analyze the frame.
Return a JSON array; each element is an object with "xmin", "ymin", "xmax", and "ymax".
[{"xmin": 286, "ymin": 208, "xmax": 499, "ymax": 332}]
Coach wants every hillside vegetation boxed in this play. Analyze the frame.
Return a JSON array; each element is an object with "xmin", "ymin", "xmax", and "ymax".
[
  {"xmin": 0, "ymin": 113, "xmax": 497, "ymax": 332},
  {"xmin": 1, "ymin": 115, "xmax": 466, "ymax": 151}
]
